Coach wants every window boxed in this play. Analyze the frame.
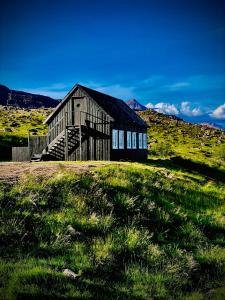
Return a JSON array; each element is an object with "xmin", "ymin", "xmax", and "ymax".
[
  {"xmin": 112, "ymin": 129, "xmax": 118, "ymax": 149},
  {"xmin": 132, "ymin": 132, "xmax": 137, "ymax": 149},
  {"xmin": 143, "ymin": 133, "xmax": 147, "ymax": 149},
  {"xmin": 127, "ymin": 131, "xmax": 132, "ymax": 149},
  {"xmin": 119, "ymin": 130, "xmax": 124, "ymax": 149},
  {"xmin": 139, "ymin": 133, "xmax": 143, "ymax": 149}
]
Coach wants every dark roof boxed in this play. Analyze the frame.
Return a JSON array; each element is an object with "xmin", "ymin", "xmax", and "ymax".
[{"xmin": 44, "ymin": 84, "xmax": 148, "ymax": 128}]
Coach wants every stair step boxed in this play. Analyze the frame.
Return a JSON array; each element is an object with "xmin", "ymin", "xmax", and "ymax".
[{"xmin": 30, "ymin": 154, "xmax": 42, "ymax": 162}]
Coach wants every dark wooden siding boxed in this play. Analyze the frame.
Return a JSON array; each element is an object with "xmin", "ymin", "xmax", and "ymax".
[
  {"xmin": 29, "ymin": 136, "xmax": 47, "ymax": 157},
  {"xmin": 12, "ymin": 147, "xmax": 29, "ymax": 161},
  {"xmin": 110, "ymin": 123, "xmax": 147, "ymax": 161},
  {"xmin": 46, "ymin": 86, "xmax": 147, "ymax": 162},
  {"xmin": 47, "ymin": 88, "xmax": 111, "ymax": 161}
]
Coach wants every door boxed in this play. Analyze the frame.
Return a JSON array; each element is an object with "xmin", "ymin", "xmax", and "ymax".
[{"xmin": 72, "ymin": 97, "xmax": 87, "ymax": 126}]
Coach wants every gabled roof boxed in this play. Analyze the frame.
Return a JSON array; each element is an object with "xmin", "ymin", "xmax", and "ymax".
[{"xmin": 44, "ymin": 84, "xmax": 148, "ymax": 128}]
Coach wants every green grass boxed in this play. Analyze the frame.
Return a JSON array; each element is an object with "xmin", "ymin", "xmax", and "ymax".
[
  {"xmin": 0, "ymin": 106, "xmax": 51, "ymax": 160},
  {"xmin": 0, "ymin": 107, "xmax": 50, "ymax": 138},
  {"xmin": 139, "ymin": 110, "xmax": 225, "ymax": 169},
  {"xmin": 0, "ymin": 162, "xmax": 225, "ymax": 299},
  {"xmin": 0, "ymin": 106, "xmax": 225, "ymax": 298}
]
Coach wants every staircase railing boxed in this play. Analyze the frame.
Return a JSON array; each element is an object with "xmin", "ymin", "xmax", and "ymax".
[{"xmin": 47, "ymin": 116, "xmax": 64, "ymax": 144}]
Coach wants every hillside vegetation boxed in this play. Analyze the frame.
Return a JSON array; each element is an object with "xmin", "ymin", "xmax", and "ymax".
[
  {"xmin": 1, "ymin": 106, "xmax": 224, "ymax": 168},
  {"xmin": 139, "ymin": 109, "xmax": 225, "ymax": 169},
  {"xmin": 0, "ymin": 107, "xmax": 225, "ymax": 299},
  {"xmin": 0, "ymin": 162, "xmax": 225, "ymax": 299},
  {"xmin": 0, "ymin": 107, "xmax": 50, "ymax": 156}
]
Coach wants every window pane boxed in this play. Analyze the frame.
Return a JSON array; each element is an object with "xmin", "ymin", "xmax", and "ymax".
[
  {"xmin": 127, "ymin": 131, "xmax": 131, "ymax": 149},
  {"xmin": 139, "ymin": 133, "xmax": 143, "ymax": 149},
  {"xmin": 143, "ymin": 133, "xmax": 147, "ymax": 149},
  {"xmin": 132, "ymin": 132, "xmax": 136, "ymax": 149},
  {"xmin": 112, "ymin": 129, "xmax": 118, "ymax": 149},
  {"xmin": 119, "ymin": 130, "xmax": 124, "ymax": 149}
]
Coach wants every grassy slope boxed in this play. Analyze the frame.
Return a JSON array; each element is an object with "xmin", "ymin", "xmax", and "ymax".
[
  {"xmin": 0, "ymin": 161, "xmax": 225, "ymax": 300},
  {"xmin": 0, "ymin": 107, "xmax": 50, "ymax": 147},
  {"xmin": 0, "ymin": 107, "xmax": 225, "ymax": 299},
  {"xmin": 139, "ymin": 110, "xmax": 225, "ymax": 169}
]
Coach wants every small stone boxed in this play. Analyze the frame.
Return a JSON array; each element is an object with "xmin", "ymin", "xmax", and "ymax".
[
  {"xmin": 67, "ymin": 225, "xmax": 82, "ymax": 237},
  {"xmin": 63, "ymin": 269, "xmax": 78, "ymax": 280}
]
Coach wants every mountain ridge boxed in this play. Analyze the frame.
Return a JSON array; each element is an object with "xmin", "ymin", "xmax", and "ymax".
[
  {"xmin": 0, "ymin": 84, "xmax": 58, "ymax": 108},
  {"xmin": 126, "ymin": 99, "xmax": 146, "ymax": 111}
]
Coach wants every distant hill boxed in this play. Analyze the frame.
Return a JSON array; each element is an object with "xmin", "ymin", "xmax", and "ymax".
[
  {"xmin": 126, "ymin": 99, "xmax": 146, "ymax": 111},
  {"xmin": 138, "ymin": 109, "xmax": 225, "ymax": 166},
  {"xmin": 0, "ymin": 84, "xmax": 58, "ymax": 108}
]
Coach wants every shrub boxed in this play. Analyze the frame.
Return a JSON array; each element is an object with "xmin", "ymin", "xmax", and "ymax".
[
  {"xmin": 150, "ymin": 143, "xmax": 175, "ymax": 158},
  {"xmin": 216, "ymin": 145, "xmax": 225, "ymax": 162}
]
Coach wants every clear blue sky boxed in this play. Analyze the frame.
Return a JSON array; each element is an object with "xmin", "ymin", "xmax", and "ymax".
[{"xmin": 0, "ymin": 0, "xmax": 225, "ymax": 123}]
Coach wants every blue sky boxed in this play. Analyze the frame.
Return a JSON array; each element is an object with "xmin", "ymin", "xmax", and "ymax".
[{"xmin": 0, "ymin": 0, "xmax": 225, "ymax": 124}]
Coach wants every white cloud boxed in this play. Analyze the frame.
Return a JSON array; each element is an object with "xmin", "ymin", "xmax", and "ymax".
[
  {"xmin": 210, "ymin": 103, "xmax": 225, "ymax": 119},
  {"xmin": 146, "ymin": 102, "xmax": 179, "ymax": 115},
  {"xmin": 165, "ymin": 82, "xmax": 190, "ymax": 91},
  {"xmin": 146, "ymin": 101, "xmax": 207, "ymax": 117},
  {"xmin": 180, "ymin": 101, "xmax": 203, "ymax": 116},
  {"xmin": 155, "ymin": 103, "xmax": 179, "ymax": 115},
  {"xmin": 146, "ymin": 102, "xmax": 154, "ymax": 109}
]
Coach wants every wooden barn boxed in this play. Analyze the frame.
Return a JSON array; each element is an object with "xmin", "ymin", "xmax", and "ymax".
[{"xmin": 42, "ymin": 84, "xmax": 148, "ymax": 161}]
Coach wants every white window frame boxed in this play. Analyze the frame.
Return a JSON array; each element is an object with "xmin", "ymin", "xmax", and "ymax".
[
  {"xmin": 127, "ymin": 131, "xmax": 132, "ymax": 149},
  {"xmin": 143, "ymin": 133, "xmax": 147, "ymax": 149},
  {"xmin": 139, "ymin": 133, "xmax": 143, "ymax": 149},
  {"xmin": 132, "ymin": 132, "xmax": 137, "ymax": 149},
  {"xmin": 112, "ymin": 129, "xmax": 118, "ymax": 149},
  {"xmin": 119, "ymin": 130, "xmax": 124, "ymax": 149}
]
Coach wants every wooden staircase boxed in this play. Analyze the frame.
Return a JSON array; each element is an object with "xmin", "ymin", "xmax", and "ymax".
[
  {"xmin": 31, "ymin": 110, "xmax": 110, "ymax": 162},
  {"xmin": 43, "ymin": 125, "xmax": 85, "ymax": 160}
]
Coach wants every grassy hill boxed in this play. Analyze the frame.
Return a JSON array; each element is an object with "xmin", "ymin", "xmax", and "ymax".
[
  {"xmin": 0, "ymin": 107, "xmax": 50, "ymax": 159},
  {"xmin": 0, "ymin": 162, "xmax": 225, "ymax": 299},
  {"xmin": 139, "ymin": 109, "xmax": 225, "ymax": 169},
  {"xmin": 0, "ymin": 106, "xmax": 225, "ymax": 299},
  {"xmin": 1, "ymin": 106, "xmax": 224, "ymax": 166}
]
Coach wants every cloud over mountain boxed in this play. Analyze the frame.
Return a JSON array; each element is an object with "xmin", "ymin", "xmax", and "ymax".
[
  {"xmin": 180, "ymin": 102, "xmax": 203, "ymax": 117},
  {"xmin": 146, "ymin": 102, "xmax": 179, "ymax": 115},
  {"xmin": 210, "ymin": 103, "xmax": 225, "ymax": 119}
]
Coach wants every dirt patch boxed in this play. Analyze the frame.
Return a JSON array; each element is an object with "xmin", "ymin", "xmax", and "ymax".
[{"xmin": 0, "ymin": 162, "xmax": 108, "ymax": 183}]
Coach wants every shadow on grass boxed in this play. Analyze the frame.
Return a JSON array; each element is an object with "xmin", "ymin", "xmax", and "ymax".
[{"xmin": 146, "ymin": 156, "xmax": 225, "ymax": 183}]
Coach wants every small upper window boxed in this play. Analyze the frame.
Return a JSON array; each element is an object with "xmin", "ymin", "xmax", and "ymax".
[
  {"xmin": 127, "ymin": 131, "xmax": 132, "ymax": 149},
  {"xmin": 76, "ymin": 103, "xmax": 80, "ymax": 107},
  {"xmin": 119, "ymin": 130, "xmax": 124, "ymax": 149},
  {"xmin": 139, "ymin": 133, "xmax": 143, "ymax": 149},
  {"xmin": 112, "ymin": 129, "xmax": 118, "ymax": 149},
  {"xmin": 132, "ymin": 132, "xmax": 137, "ymax": 149}
]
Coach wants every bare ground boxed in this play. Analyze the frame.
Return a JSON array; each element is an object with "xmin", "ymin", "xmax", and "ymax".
[{"xmin": 0, "ymin": 162, "xmax": 108, "ymax": 183}]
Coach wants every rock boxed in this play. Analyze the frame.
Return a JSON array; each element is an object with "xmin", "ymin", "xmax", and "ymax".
[
  {"xmin": 4, "ymin": 127, "xmax": 13, "ymax": 132},
  {"xmin": 67, "ymin": 225, "xmax": 82, "ymax": 237},
  {"xmin": 11, "ymin": 121, "xmax": 19, "ymax": 127},
  {"xmin": 63, "ymin": 269, "xmax": 79, "ymax": 280}
]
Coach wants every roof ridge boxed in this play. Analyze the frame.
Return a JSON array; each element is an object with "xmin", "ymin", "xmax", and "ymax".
[{"xmin": 44, "ymin": 83, "xmax": 148, "ymax": 127}]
